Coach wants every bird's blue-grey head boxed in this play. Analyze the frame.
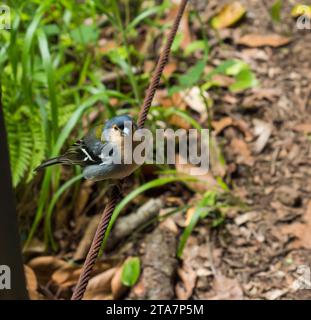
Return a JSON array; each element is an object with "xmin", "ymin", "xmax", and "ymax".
[{"xmin": 103, "ymin": 115, "xmax": 136, "ymax": 141}]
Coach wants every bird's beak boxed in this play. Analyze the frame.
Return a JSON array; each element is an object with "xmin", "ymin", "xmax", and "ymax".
[{"xmin": 122, "ymin": 127, "xmax": 131, "ymax": 136}]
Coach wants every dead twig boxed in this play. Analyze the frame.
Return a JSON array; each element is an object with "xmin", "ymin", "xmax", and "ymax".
[{"xmin": 106, "ymin": 198, "xmax": 164, "ymax": 250}]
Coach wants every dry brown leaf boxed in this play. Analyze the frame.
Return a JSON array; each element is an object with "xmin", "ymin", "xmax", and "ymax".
[
  {"xmin": 87, "ymin": 293, "xmax": 113, "ymax": 300},
  {"xmin": 74, "ymin": 214, "xmax": 101, "ymax": 261},
  {"xmin": 23, "ymin": 238, "xmax": 45, "ymax": 255},
  {"xmin": 210, "ymin": 135, "xmax": 228, "ymax": 177},
  {"xmin": 24, "ymin": 265, "xmax": 37, "ymax": 292},
  {"xmin": 180, "ymin": 9, "xmax": 192, "ymax": 49},
  {"xmin": 185, "ymin": 207, "xmax": 196, "ymax": 226},
  {"xmin": 281, "ymin": 200, "xmax": 311, "ymax": 249},
  {"xmin": 239, "ymin": 48, "xmax": 269, "ymax": 61},
  {"xmin": 230, "ymin": 138, "xmax": 255, "ymax": 166},
  {"xmin": 98, "ymin": 39, "xmax": 118, "ymax": 54},
  {"xmin": 131, "ymin": 281, "xmax": 145, "ymax": 298},
  {"xmin": 175, "ymin": 154, "xmax": 223, "ymax": 193},
  {"xmin": 234, "ymin": 211, "xmax": 259, "ymax": 226},
  {"xmin": 292, "ymin": 123, "xmax": 311, "ymax": 134},
  {"xmin": 169, "ymin": 114, "xmax": 192, "ymax": 129},
  {"xmin": 83, "ymin": 267, "xmax": 117, "ymax": 300},
  {"xmin": 262, "ymin": 289, "xmax": 288, "ymax": 300},
  {"xmin": 237, "ymin": 33, "xmax": 291, "ymax": 47},
  {"xmin": 233, "ymin": 119, "xmax": 253, "ymax": 141},
  {"xmin": 212, "ymin": 117, "xmax": 233, "ymax": 135},
  {"xmin": 28, "ymin": 256, "xmax": 67, "ymax": 285},
  {"xmin": 74, "ymin": 180, "xmax": 93, "ymax": 217},
  {"xmin": 155, "ymin": 90, "xmax": 184, "ymax": 107},
  {"xmin": 51, "ymin": 265, "xmax": 81, "ymax": 288},
  {"xmin": 242, "ymin": 88, "xmax": 282, "ymax": 108},
  {"xmin": 252, "ymin": 88, "xmax": 282, "ymax": 101},
  {"xmin": 144, "ymin": 60, "xmax": 155, "ymax": 73},
  {"xmin": 175, "ymin": 264, "xmax": 197, "ymax": 300},
  {"xmin": 253, "ymin": 119, "xmax": 272, "ymax": 154},
  {"xmin": 155, "ymin": 90, "xmax": 190, "ymax": 129},
  {"xmin": 209, "ymin": 273, "xmax": 244, "ymax": 300},
  {"xmin": 111, "ymin": 266, "xmax": 128, "ymax": 299},
  {"xmin": 24, "ymin": 265, "xmax": 41, "ymax": 300},
  {"xmin": 223, "ymin": 94, "xmax": 239, "ymax": 105},
  {"xmin": 211, "ymin": 74, "xmax": 235, "ymax": 87},
  {"xmin": 165, "ymin": 4, "xmax": 191, "ymax": 49},
  {"xmin": 160, "ymin": 217, "xmax": 179, "ymax": 234},
  {"xmin": 163, "ymin": 61, "xmax": 177, "ymax": 78},
  {"xmin": 180, "ymin": 87, "xmax": 209, "ymax": 121},
  {"xmin": 212, "ymin": 117, "xmax": 253, "ymax": 142}
]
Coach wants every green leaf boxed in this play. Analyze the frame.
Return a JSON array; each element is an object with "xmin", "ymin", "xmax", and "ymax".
[
  {"xmin": 270, "ymin": 0, "xmax": 282, "ymax": 22},
  {"xmin": 43, "ymin": 24, "xmax": 61, "ymax": 36},
  {"xmin": 179, "ymin": 61, "xmax": 205, "ymax": 88},
  {"xmin": 216, "ymin": 177, "xmax": 230, "ymax": 191},
  {"xmin": 184, "ymin": 40, "xmax": 206, "ymax": 56},
  {"xmin": 229, "ymin": 68, "xmax": 258, "ymax": 92},
  {"xmin": 206, "ymin": 59, "xmax": 237, "ymax": 80},
  {"xmin": 121, "ymin": 257, "xmax": 141, "ymax": 287},
  {"xmin": 70, "ymin": 24, "xmax": 99, "ymax": 45},
  {"xmin": 127, "ymin": 6, "xmax": 164, "ymax": 31},
  {"xmin": 177, "ymin": 207, "xmax": 203, "ymax": 258},
  {"xmin": 204, "ymin": 59, "xmax": 258, "ymax": 93},
  {"xmin": 171, "ymin": 33, "xmax": 183, "ymax": 52},
  {"xmin": 37, "ymin": 28, "xmax": 59, "ymax": 141},
  {"xmin": 225, "ymin": 60, "xmax": 249, "ymax": 76},
  {"xmin": 52, "ymin": 92, "xmax": 108, "ymax": 156},
  {"xmin": 22, "ymin": 4, "xmax": 46, "ymax": 105},
  {"xmin": 177, "ymin": 191, "xmax": 218, "ymax": 258}
]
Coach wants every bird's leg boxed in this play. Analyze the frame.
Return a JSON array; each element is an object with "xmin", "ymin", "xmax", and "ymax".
[{"xmin": 108, "ymin": 179, "xmax": 123, "ymax": 196}]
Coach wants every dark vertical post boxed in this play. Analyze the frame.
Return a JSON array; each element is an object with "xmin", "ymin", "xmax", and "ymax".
[{"xmin": 0, "ymin": 83, "xmax": 28, "ymax": 300}]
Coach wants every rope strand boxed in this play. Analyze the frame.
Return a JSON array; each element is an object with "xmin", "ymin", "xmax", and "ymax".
[
  {"xmin": 71, "ymin": 186, "xmax": 119, "ymax": 300},
  {"xmin": 71, "ymin": 0, "xmax": 189, "ymax": 300},
  {"xmin": 137, "ymin": 0, "xmax": 188, "ymax": 129}
]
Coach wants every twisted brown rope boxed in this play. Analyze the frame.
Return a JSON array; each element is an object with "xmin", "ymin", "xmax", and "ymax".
[
  {"xmin": 71, "ymin": 186, "xmax": 119, "ymax": 300},
  {"xmin": 137, "ymin": 0, "xmax": 188, "ymax": 129},
  {"xmin": 71, "ymin": 0, "xmax": 189, "ymax": 300}
]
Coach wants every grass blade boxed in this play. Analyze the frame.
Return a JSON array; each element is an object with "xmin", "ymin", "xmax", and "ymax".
[
  {"xmin": 37, "ymin": 28, "xmax": 59, "ymax": 141},
  {"xmin": 52, "ymin": 92, "xmax": 108, "ymax": 155}
]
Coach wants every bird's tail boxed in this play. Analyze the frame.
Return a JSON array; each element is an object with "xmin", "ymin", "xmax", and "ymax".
[{"xmin": 34, "ymin": 156, "xmax": 65, "ymax": 171}]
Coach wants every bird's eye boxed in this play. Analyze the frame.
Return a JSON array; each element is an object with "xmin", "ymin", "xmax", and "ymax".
[{"xmin": 112, "ymin": 125, "xmax": 118, "ymax": 131}]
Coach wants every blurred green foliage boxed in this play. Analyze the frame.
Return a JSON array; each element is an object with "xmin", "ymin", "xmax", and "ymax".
[{"xmin": 0, "ymin": 0, "xmax": 255, "ymax": 248}]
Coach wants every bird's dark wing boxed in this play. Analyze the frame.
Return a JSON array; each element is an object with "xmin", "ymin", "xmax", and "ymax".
[
  {"xmin": 60, "ymin": 140, "xmax": 99, "ymax": 166},
  {"xmin": 62, "ymin": 125, "xmax": 107, "ymax": 167},
  {"xmin": 35, "ymin": 125, "xmax": 107, "ymax": 171}
]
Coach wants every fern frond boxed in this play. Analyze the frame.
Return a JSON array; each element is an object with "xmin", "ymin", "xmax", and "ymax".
[
  {"xmin": 26, "ymin": 119, "xmax": 46, "ymax": 182},
  {"xmin": 58, "ymin": 103, "xmax": 76, "ymax": 127},
  {"xmin": 11, "ymin": 124, "xmax": 33, "ymax": 187},
  {"xmin": 4, "ymin": 105, "xmax": 46, "ymax": 186}
]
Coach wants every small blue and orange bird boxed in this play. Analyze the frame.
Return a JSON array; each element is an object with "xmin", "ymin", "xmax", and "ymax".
[{"xmin": 35, "ymin": 115, "xmax": 139, "ymax": 181}]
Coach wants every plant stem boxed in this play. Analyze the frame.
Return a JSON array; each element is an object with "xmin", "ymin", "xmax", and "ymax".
[{"xmin": 111, "ymin": 0, "xmax": 141, "ymax": 104}]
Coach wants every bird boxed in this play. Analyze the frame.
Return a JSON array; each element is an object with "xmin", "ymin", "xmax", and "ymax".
[{"xmin": 35, "ymin": 115, "xmax": 140, "ymax": 181}]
